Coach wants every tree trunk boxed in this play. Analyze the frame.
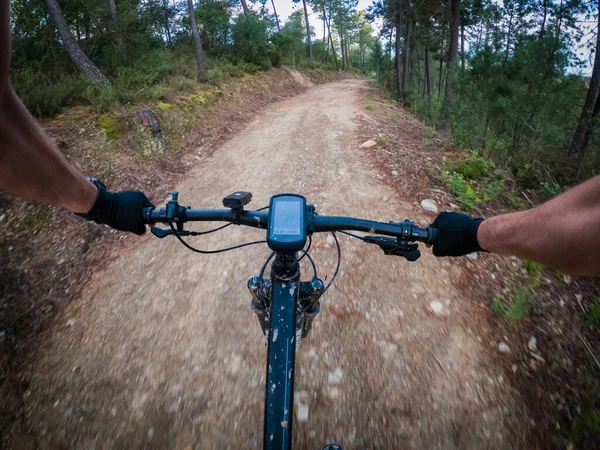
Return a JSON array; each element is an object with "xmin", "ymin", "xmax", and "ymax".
[
  {"xmin": 271, "ymin": 0, "xmax": 281, "ymax": 31},
  {"xmin": 395, "ymin": 15, "xmax": 402, "ymax": 102},
  {"xmin": 460, "ymin": 22, "xmax": 465, "ymax": 69},
  {"xmin": 240, "ymin": 0, "xmax": 250, "ymax": 16},
  {"xmin": 163, "ymin": 0, "xmax": 172, "ymax": 45},
  {"xmin": 438, "ymin": 35, "xmax": 444, "ymax": 96},
  {"xmin": 539, "ymin": 0, "xmax": 547, "ymax": 38},
  {"xmin": 187, "ymin": 0, "xmax": 205, "ymax": 73},
  {"xmin": 45, "ymin": 0, "xmax": 111, "ymax": 87},
  {"xmin": 438, "ymin": 54, "xmax": 443, "ymax": 96},
  {"xmin": 323, "ymin": 0, "xmax": 338, "ymax": 70},
  {"xmin": 569, "ymin": 0, "xmax": 600, "ymax": 162},
  {"xmin": 359, "ymin": 34, "xmax": 363, "ymax": 71},
  {"xmin": 345, "ymin": 33, "xmax": 350, "ymax": 68},
  {"xmin": 580, "ymin": 90, "xmax": 600, "ymax": 158},
  {"xmin": 424, "ymin": 47, "xmax": 431, "ymax": 102},
  {"xmin": 401, "ymin": 15, "xmax": 410, "ymax": 103},
  {"xmin": 339, "ymin": 26, "xmax": 346, "ymax": 70},
  {"xmin": 108, "ymin": 0, "xmax": 117, "ymax": 23},
  {"xmin": 504, "ymin": 11, "xmax": 513, "ymax": 64},
  {"xmin": 441, "ymin": 0, "xmax": 460, "ymax": 121},
  {"xmin": 302, "ymin": 0, "xmax": 313, "ymax": 59}
]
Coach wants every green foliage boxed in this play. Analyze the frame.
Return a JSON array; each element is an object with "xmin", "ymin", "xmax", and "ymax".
[
  {"xmin": 450, "ymin": 153, "xmax": 493, "ymax": 181},
  {"xmin": 572, "ymin": 409, "xmax": 600, "ymax": 440},
  {"xmin": 491, "ymin": 291, "xmax": 530, "ymax": 321},
  {"xmin": 421, "ymin": 126, "xmax": 435, "ymax": 146},
  {"xmin": 447, "ymin": 172, "xmax": 479, "ymax": 210},
  {"xmin": 540, "ymin": 180, "xmax": 562, "ymax": 198},
  {"xmin": 523, "ymin": 259, "xmax": 544, "ymax": 289},
  {"xmin": 583, "ymin": 298, "xmax": 600, "ymax": 327},
  {"xmin": 441, "ymin": 152, "xmax": 506, "ymax": 209},
  {"xmin": 98, "ymin": 114, "xmax": 127, "ymax": 139},
  {"xmin": 231, "ymin": 12, "xmax": 271, "ymax": 69},
  {"xmin": 366, "ymin": 104, "xmax": 374, "ymax": 110},
  {"xmin": 10, "ymin": 0, "xmax": 351, "ymax": 117}
]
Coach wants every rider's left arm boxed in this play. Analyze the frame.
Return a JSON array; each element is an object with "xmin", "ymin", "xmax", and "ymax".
[{"xmin": 0, "ymin": 1, "xmax": 98, "ymax": 214}]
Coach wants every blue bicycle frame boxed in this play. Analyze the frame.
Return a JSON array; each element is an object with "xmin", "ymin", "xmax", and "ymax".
[{"xmin": 263, "ymin": 264, "xmax": 299, "ymax": 450}]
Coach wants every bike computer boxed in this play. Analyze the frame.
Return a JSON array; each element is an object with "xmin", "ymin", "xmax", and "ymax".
[{"xmin": 267, "ymin": 194, "xmax": 307, "ymax": 252}]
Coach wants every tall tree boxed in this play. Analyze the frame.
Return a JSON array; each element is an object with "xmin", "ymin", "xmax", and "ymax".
[
  {"xmin": 240, "ymin": 0, "xmax": 250, "ymax": 16},
  {"xmin": 395, "ymin": 13, "xmax": 402, "ymax": 101},
  {"xmin": 271, "ymin": 0, "xmax": 281, "ymax": 31},
  {"xmin": 45, "ymin": 0, "xmax": 111, "ymax": 87},
  {"xmin": 440, "ymin": 0, "xmax": 459, "ymax": 122},
  {"xmin": 322, "ymin": 0, "xmax": 339, "ymax": 69},
  {"xmin": 424, "ymin": 46, "xmax": 431, "ymax": 102},
  {"xmin": 569, "ymin": 0, "xmax": 600, "ymax": 162},
  {"xmin": 108, "ymin": 0, "xmax": 118, "ymax": 23},
  {"xmin": 302, "ymin": 0, "xmax": 314, "ymax": 59},
  {"xmin": 163, "ymin": 0, "xmax": 173, "ymax": 45},
  {"xmin": 401, "ymin": 0, "xmax": 410, "ymax": 103},
  {"xmin": 187, "ymin": 0, "xmax": 205, "ymax": 73}
]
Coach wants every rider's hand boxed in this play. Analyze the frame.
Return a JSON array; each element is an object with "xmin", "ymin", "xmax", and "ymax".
[
  {"xmin": 429, "ymin": 212, "xmax": 486, "ymax": 257},
  {"xmin": 77, "ymin": 181, "xmax": 154, "ymax": 235}
]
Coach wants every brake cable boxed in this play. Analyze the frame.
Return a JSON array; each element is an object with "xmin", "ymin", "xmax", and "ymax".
[
  {"xmin": 297, "ymin": 235, "xmax": 312, "ymax": 262},
  {"xmin": 168, "ymin": 221, "xmax": 267, "ymax": 254},
  {"xmin": 322, "ymin": 231, "xmax": 341, "ymax": 294}
]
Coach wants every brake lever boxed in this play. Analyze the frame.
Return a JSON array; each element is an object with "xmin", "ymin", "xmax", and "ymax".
[
  {"xmin": 151, "ymin": 226, "xmax": 192, "ymax": 239},
  {"xmin": 363, "ymin": 236, "xmax": 421, "ymax": 261}
]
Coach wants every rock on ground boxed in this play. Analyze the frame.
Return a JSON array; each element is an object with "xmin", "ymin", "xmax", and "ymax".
[{"xmin": 420, "ymin": 199, "xmax": 438, "ymax": 213}]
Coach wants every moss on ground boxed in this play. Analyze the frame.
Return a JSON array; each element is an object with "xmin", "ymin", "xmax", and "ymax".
[{"xmin": 97, "ymin": 114, "xmax": 127, "ymax": 140}]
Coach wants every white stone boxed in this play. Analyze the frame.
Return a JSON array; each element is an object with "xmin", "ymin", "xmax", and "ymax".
[
  {"xmin": 420, "ymin": 199, "xmax": 438, "ymax": 213},
  {"xmin": 359, "ymin": 139, "xmax": 377, "ymax": 148},
  {"xmin": 498, "ymin": 342, "xmax": 510, "ymax": 353}
]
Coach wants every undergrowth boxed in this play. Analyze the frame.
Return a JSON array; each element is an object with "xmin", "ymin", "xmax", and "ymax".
[
  {"xmin": 491, "ymin": 290, "xmax": 531, "ymax": 321},
  {"xmin": 438, "ymin": 151, "xmax": 506, "ymax": 210}
]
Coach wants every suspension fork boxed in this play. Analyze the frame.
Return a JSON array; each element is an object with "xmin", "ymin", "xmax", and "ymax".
[{"xmin": 263, "ymin": 255, "xmax": 299, "ymax": 450}]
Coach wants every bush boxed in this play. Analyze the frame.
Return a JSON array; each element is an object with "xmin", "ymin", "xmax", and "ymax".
[
  {"xmin": 11, "ymin": 69, "xmax": 93, "ymax": 117},
  {"xmin": 447, "ymin": 172, "xmax": 478, "ymax": 209},
  {"xmin": 451, "ymin": 153, "xmax": 493, "ymax": 181},
  {"xmin": 231, "ymin": 12, "xmax": 271, "ymax": 68}
]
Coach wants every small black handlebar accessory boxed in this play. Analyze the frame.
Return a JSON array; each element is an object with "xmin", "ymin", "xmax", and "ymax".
[{"xmin": 223, "ymin": 191, "xmax": 253, "ymax": 210}]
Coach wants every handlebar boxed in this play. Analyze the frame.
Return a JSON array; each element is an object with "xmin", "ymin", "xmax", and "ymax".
[{"xmin": 142, "ymin": 206, "xmax": 438, "ymax": 245}]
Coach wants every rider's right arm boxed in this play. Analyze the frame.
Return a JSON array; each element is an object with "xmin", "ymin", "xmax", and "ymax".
[{"xmin": 477, "ymin": 175, "xmax": 600, "ymax": 277}]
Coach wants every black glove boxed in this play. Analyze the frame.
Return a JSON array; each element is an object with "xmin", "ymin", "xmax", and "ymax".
[
  {"xmin": 429, "ymin": 212, "xmax": 486, "ymax": 257},
  {"xmin": 77, "ymin": 181, "xmax": 154, "ymax": 235}
]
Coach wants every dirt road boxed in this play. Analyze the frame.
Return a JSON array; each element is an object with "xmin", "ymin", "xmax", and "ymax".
[{"xmin": 13, "ymin": 79, "xmax": 526, "ymax": 449}]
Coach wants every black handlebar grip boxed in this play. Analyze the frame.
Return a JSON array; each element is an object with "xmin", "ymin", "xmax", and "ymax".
[
  {"xmin": 425, "ymin": 226, "xmax": 438, "ymax": 245},
  {"xmin": 142, "ymin": 207, "xmax": 154, "ymax": 224}
]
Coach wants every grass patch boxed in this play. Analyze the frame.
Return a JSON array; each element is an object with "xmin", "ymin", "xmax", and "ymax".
[
  {"xmin": 422, "ymin": 126, "xmax": 435, "ymax": 146},
  {"xmin": 97, "ymin": 114, "xmax": 127, "ymax": 140},
  {"xmin": 8, "ymin": 204, "xmax": 52, "ymax": 236},
  {"xmin": 583, "ymin": 297, "xmax": 600, "ymax": 326},
  {"xmin": 572, "ymin": 409, "xmax": 600, "ymax": 440},
  {"xmin": 491, "ymin": 290, "xmax": 531, "ymax": 321},
  {"xmin": 440, "ymin": 151, "xmax": 506, "ymax": 210},
  {"xmin": 366, "ymin": 104, "xmax": 374, "ymax": 110},
  {"xmin": 523, "ymin": 259, "xmax": 544, "ymax": 289}
]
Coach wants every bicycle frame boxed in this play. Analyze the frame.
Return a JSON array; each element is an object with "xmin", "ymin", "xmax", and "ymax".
[
  {"xmin": 264, "ymin": 253, "xmax": 300, "ymax": 450},
  {"xmin": 144, "ymin": 191, "xmax": 439, "ymax": 450}
]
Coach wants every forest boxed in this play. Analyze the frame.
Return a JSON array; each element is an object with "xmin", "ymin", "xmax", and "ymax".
[{"xmin": 9, "ymin": 0, "xmax": 600, "ymax": 193}]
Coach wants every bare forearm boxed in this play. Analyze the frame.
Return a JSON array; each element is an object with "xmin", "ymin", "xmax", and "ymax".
[
  {"xmin": 478, "ymin": 176, "xmax": 600, "ymax": 276},
  {"xmin": 0, "ymin": 89, "xmax": 97, "ymax": 213}
]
